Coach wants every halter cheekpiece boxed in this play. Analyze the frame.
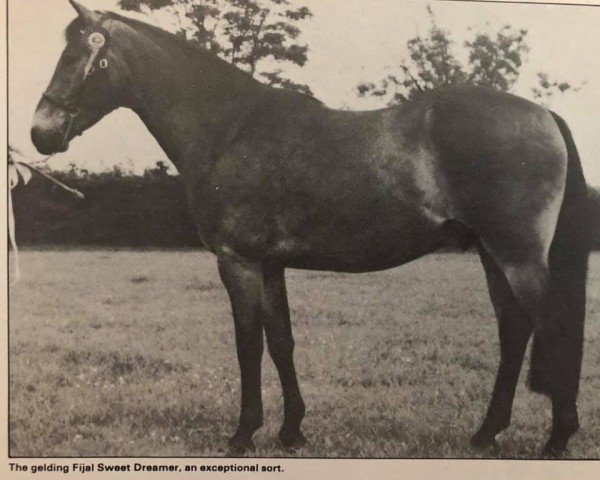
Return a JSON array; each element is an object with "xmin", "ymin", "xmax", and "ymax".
[
  {"xmin": 41, "ymin": 18, "xmax": 110, "ymax": 146},
  {"xmin": 84, "ymin": 31, "xmax": 107, "ymax": 79}
]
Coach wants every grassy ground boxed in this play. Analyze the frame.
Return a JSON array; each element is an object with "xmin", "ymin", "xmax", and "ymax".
[{"xmin": 8, "ymin": 250, "xmax": 600, "ymax": 458}]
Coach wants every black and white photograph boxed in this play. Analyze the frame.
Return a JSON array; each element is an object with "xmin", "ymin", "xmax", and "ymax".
[{"xmin": 5, "ymin": 0, "xmax": 600, "ymax": 468}]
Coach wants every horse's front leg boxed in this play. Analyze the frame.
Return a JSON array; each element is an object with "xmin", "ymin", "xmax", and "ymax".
[
  {"xmin": 218, "ymin": 256, "xmax": 265, "ymax": 454},
  {"xmin": 262, "ymin": 264, "xmax": 306, "ymax": 449}
]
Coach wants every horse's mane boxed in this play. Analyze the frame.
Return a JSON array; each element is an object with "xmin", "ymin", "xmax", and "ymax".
[
  {"xmin": 64, "ymin": 11, "xmax": 244, "ymax": 74},
  {"xmin": 64, "ymin": 10, "xmax": 321, "ymax": 103},
  {"xmin": 104, "ymin": 12, "xmax": 217, "ymax": 59}
]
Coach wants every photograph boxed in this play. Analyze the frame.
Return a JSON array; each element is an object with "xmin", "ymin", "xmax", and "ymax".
[{"xmin": 6, "ymin": 0, "xmax": 600, "ymax": 464}]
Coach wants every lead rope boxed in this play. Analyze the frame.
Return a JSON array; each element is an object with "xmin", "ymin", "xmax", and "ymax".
[
  {"xmin": 8, "ymin": 182, "xmax": 19, "ymax": 285},
  {"xmin": 8, "ymin": 147, "xmax": 84, "ymax": 285},
  {"xmin": 8, "ymin": 147, "xmax": 29, "ymax": 285}
]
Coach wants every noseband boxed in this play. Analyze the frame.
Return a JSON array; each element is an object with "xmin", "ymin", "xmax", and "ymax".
[{"xmin": 42, "ymin": 23, "xmax": 110, "ymax": 147}]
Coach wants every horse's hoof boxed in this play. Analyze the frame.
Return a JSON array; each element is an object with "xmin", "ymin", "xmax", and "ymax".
[
  {"xmin": 542, "ymin": 438, "xmax": 568, "ymax": 458},
  {"xmin": 228, "ymin": 435, "xmax": 256, "ymax": 456},
  {"xmin": 278, "ymin": 427, "xmax": 307, "ymax": 450},
  {"xmin": 470, "ymin": 429, "xmax": 498, "ymax": 449}
]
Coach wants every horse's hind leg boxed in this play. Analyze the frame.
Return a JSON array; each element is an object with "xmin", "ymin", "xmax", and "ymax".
[
  {"xmin": 261, "ymin": 264, "xmax": 306, "ymax": 448},
  {"xmin": 471, "ymin": 245, "xmax": 533, "ymax": 448},
  {"xmin": 479, "ymin": 239, "xmax": 586, "ymax": 455}
]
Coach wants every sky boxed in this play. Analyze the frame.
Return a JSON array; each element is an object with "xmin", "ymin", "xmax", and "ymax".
[{"xmin": 8, "ymin": 0, "xmax": 600, "ymax": 185}]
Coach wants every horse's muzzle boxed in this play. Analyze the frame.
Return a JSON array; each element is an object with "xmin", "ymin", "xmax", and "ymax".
[
  {"xmin": 31, "ymin": 125, "xmax": 69, "ymax": 155},
  {"xmin": 31, "ymin": 112, "xmax": 71, "ymax": 154},
  {"xmin": 31, "ymin": 97, "xmax": 76, "ymax": 154}
]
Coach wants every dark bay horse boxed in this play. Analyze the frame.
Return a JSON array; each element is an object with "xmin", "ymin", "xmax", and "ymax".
[{"xmin": 31, "ymin": 1, "xmax": 591, "ymax": 456}]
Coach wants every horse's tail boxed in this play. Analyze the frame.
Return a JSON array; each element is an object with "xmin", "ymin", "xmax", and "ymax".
[
  {"xmin": 589, "ymin": 186, "xmax": 600, "ymax": 250},
  {"xmin": 528, "ymin": 112, "xmax": 590, "ymax": 398}
]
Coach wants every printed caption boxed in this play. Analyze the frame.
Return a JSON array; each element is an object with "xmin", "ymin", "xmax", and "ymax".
[{"xmin": 9, "ymin": 462, "xmax": 285, "ymax": 474}]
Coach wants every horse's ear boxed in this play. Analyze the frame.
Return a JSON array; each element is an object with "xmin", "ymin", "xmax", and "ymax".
[{"xmin": 68, "ymin": 0, "xmax": 100, "ymax": 24}]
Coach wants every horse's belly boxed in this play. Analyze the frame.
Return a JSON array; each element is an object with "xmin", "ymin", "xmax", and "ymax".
[
  {"xmin": 275, "ymin": 208, "xmax": 453, "ymax": 272},
  {"xmin": 205, "ymin": 174, "xmax": 459, "ymax": 272}
]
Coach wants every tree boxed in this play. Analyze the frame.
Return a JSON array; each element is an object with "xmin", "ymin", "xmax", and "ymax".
[
  {"xmin": 118, "ymin": 0, "xmax": 313, "ymax": 94},
  {"xmin": 357, "ymin": 6, "xmax": 580, "ymax": 105}
]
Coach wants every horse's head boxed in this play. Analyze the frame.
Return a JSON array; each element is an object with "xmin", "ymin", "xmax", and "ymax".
[{"xmin": 31, "ymin": 0, "xmax": 132, "ymax": 154}]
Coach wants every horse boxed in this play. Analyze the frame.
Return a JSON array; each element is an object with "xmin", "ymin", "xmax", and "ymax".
[{"xmin": 31, "ymin": 0, "xmax": 591, "ymax": 456}]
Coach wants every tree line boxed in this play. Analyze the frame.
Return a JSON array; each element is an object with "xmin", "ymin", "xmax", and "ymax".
[{"xmin": 12, "ymin": 162, "xmax": 600, "ymax": 249}]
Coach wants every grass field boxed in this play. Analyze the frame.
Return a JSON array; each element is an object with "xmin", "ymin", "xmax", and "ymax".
[{"xmin": 8, "ymin": 250, "xmax": 600, "ymax": 458}]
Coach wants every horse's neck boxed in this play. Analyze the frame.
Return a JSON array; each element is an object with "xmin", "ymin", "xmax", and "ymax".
[{"xmin": 119, "ymin": 27, "xmax": 264, "ymax": 176}]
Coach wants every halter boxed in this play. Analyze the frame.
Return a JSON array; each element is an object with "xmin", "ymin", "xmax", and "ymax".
[{"xmin": 42, "ymin": 23, "xmax": 110, "ymax": 148}]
